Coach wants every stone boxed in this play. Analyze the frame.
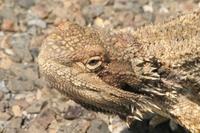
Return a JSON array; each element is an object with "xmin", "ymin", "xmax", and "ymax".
[
  {"xmin": 0, "ymin": 91, "xmax": 3, "ymax": 101},
  {"xmin": 4, "ymin": 49, "xmax": 14, "ymax": 56},
  {"xmin": 143, "ymin": 2, "xmax": 154, "ymax": 13},
  {"xmin": 28, "ymin": 124, "xmax": 46, "ymax": 133},
  {"xmin": 25, "ymin": 93, "xmax": 36, "ymax": 104},
  {"xmin": 26, "ymin": 100, "xmax": 47, "ymax": 114},
  {"xmin": 9, "ymin": 63, "xmax": 38, "ymax": 81},
  {"xmin": 28, "ymin": 109, "xmax": 56, "ymax": 132},
  {"xmin": 31, "ymin": 3, "xmax": 51, "ymax": 19},
  {"xmin": 7, "ymin": 79, "xmax": 34, "ymax": 93},
  {"xmin": 64, "ymin": 105, "xmax": 83, "ymax": 120},
  {"xmin": 0, "ymin": 81, "xmax": 9, "ymax": 93},
  {"xmin": 4, "ymin": 128, "xmax": 18, "ymax": 133},
  {"xmin": 143, "ymin": 11, "xmax": 155, "ymax": 23},
  {"xmin": 0, "ymin": 51, "xmax": 14, "ymax": 69},
  {"xmin": 87, "ymin": 119, "xmax": 110, "ymax": 133},
  {"xmin": 4, "ymin": 93, "xmax": 11, "ymax": 101},
  {"xmin": 1, "ymin": 19, "xmax": 15, "ymax": 32},
  {"xmin": 15, "ymin": 0, "xmax": 35, "ymax": 8},
  {"xmin": 8, "ymin": 117, "xmax": 23, "ymax": 129},
  {"xmin": 30, "ymin": 48, "xmax": 40, "ymax": 61},
  {"xmin": 0, "ymin": 112, "xmax": 12, "ymax": 121},
  {"xmin": 8, "ymin": 33, "xmax": 33, "ymax": 62},
  {"xmin": 0, "ymin": 6, "xmax": 16, "ymax": 21},
  {"xmin": 11, "ymin": 99, "xmax": 29, "ymax": 109},
  {"xmin": 113, "ymin": 1, "xmax": 142, "ymax": 13},
  {"xmin": 28, "ymin": 19, "xmax": 47, "ymax": 29},
  {"xmin": 82, "ymin": 4, "xmax": 104, "ymax": 19},
  {"xmin": 90, "ymin": 0, "xmax": 109, "ymax": 4},
  {"xmin": 138, "ymin": 0, "xmax": 149, "ymax": 5},
  {"xmin": 0, "ymin": 101, "xmax": 9, "ymax": 112},
  {"xmin": 159, "ymin": 5, "xmax": 169, "ymax": 14},
  {"xmin": 0, "ymin": 120, "xmax": 7, "ymax": 132},
  {"xmin": 36, "ymin": 89, "xmax": 42, "ymax": 100},
  {"xmin": 63, "ymin": 119, "xmax": 91, "ymax": 133},
  {"xmin": 108, "ymin": 116, "xmax": 130, "ymax": 133},
  {"xmin": 12, "ymin": 105, "xmax": 22, "ymax": 117},
  {"xmin": 47, "ymin": 120, "xmax": 59, "ymax": 133},
  {"xmin": 134, "ymin": 14, "xmax": 147, "ymax": 27},
  {"xmin": 94, "ymin": 17, "xmax": 111, "ymax": 28}
]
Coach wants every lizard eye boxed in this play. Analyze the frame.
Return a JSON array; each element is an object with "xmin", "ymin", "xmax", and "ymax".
[{"xmin": 86, "ymin": 56, "xmax": 102, "ymax": 71}]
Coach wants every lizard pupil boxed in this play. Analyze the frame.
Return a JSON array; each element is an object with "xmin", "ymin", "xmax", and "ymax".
[{"xmin": 88, "ymin": 59, "xmax": 99, "ymax": 66}]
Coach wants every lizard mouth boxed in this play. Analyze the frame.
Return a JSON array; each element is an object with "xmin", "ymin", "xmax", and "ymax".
[
  {"xmin": 120, "ymin": 82, "xmax": 142, "ymax": 94},
  {"xmin": 119, "ymin": 81, "xmax": 165, "ymax": 99}
]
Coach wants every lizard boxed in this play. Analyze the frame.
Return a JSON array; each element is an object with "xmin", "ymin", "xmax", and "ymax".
[{"xmin": 38, "ymin": 10, "xmax": 200, "ymax": 133}]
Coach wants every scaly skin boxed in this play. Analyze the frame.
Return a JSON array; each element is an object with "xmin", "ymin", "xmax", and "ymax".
[{"xmin": 38, "ymin": 10, "xmax": 200, "ymax": 133}]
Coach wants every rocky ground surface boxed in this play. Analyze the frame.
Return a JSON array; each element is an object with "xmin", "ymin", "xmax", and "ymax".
[{"xmin": 0, "ymin": 0, "xmax": 199, "ymax": 133}]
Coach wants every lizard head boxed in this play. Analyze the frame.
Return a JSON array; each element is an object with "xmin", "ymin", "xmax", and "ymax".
[
  {"xmin": 40, "ymin": 21, "xmax": 141, "ymax": 91},
  {"xmin": 38, "ymin": 21, "xmax": 152, "ymax": 119}
]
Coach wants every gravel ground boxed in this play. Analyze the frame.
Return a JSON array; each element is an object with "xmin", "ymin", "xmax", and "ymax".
[{"xmin": 0, "ymin": 0, "xmax": 199, "ymax": 133}]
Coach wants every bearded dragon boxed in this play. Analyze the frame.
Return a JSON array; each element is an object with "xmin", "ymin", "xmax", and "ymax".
[{"xmin": 38, "ymin": 10, "xmax": 200, "ymax": 133}]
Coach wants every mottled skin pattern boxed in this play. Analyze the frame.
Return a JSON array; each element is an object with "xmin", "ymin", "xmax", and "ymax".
[{"xmin": 38, "ymin": 10, "xmax": 200, "ymax": 133}]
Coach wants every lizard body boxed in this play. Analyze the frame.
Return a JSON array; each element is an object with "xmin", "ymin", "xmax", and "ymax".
[{"xmin": 38, "ymin": 10, "xmax": 200, "ymax": 133}]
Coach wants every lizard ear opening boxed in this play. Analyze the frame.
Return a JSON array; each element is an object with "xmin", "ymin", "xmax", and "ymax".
[{"xmin": 86, "ymin": 56, "xmax": 102, "ymax": 71}]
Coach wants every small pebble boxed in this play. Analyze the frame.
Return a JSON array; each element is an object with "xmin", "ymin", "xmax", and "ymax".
[
  {"xmin": 0, "ymin": 91, "xmax": 3, "ymax": 101},
  {"xmin": 1, "ymin": 19, "xmax": 15, "ymax": 32},
  {"xmin": 16, "ymin": 0, "xmax": 35, "ymax": 8},
  {"xmin": 0, "ymin": 112, "xmax": 12, "ymax": 121},
  {"xmin": 12, "ymin": 105, "xmax": 22, "ymax": 117},
  {"xmin": 28, "ymin": 19, "xmax": 47, "ymax": 29},
  {"xmin": 0, "ymin": 81, "xmax": 9, "ymax": 93},
  {"xmin": 143, "ymin": 2, "xmax": 154, "ymax": 13}
]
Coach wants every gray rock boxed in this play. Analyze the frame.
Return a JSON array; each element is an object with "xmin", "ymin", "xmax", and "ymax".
[
  {"xmin": 7, "ymin": 79, "xmax": 34, "ymax": 93},
  {"xmin": 0, "ymin": 101, "xmax": 9, "ymax": 112},
  {"xmin": 0, "ymin": 112, "xmax": 12, "ymax": 121},
  {"xmin": 62, "ymin": 119, "xmax": 91, "ymax": 133},
  {"xmin": 0, "ymin": 32, "xmax": 5, "ymax": 36},
  {"xmin": 83, "ymin": 4, "xmax": 104, "ymax": 21},
  {"xmin": 64, "ymin": 105, "xmax": 83, "ymax": 120},
  {"xmin": 26, "ymin": 100, "xmax": 47, "ymax": 114},
  {"xmin": 27, "ymin": 126, "xmax": 46, "ymax": 133},
  {"xmin": 0, "ymin": 7, "xmax": 16, "ymax": 21},
  {"xmin": 33, "ymin": 78, "xmax": 46, "ymax": 88},
  {"xmin": 0, "ymin": 120, "xmax": 8, "ymax": 132},
  {"xmin": 0, "ymin": 69, "xmax": 9, "ymax": 81},
  {"xmin": 87, "ymin": 119, "xmax": 110, "ymax": 133},
  {"xmin": 4, "ymin": 93, "xmax": 11, "ymax": 101},
  {"xmin": 30, "ymin": 48, "xmax": 39, "ymax": 60},
  {"xmin": 0, "ymin": 91, "xmax": 3, "ymax": 101},
  {"xmin": 28, "ymin": 108, "xmax": 56, "ymax": 132},
  {"xmin": 9, "ymin": 33, "xmax": 33, "ymax": 62},
  {"xmin": 8, "ymin": 117, "xmax": 23, "ymax": 129},
  {"xmin": 15, "ymin": 0, "xmax": 35, "ymax": 8},
  {"xmin": 9, "ymin": 63, "xmax": 38, "ymax": 81},
  {"xmin": 114, "ymin": 1, "xmax": 142, "ymax": 13},
  {"xmin": 27, "ymin": 26, "xmax": 38, "ymax": 36},
  {"xmin": 143, "ymin": 11, "xmax": 155, "ymax": 23},
  {"xmin": 28, "ymin": 19, "xmax": 47, "ymax": 29},
  {"xmin": 4, "ymin": 128, "xmax": 18, "ymax": 133},
  {"xmin": 0, "ymin": 81, "xmax": 9, "ymax": 93}
]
